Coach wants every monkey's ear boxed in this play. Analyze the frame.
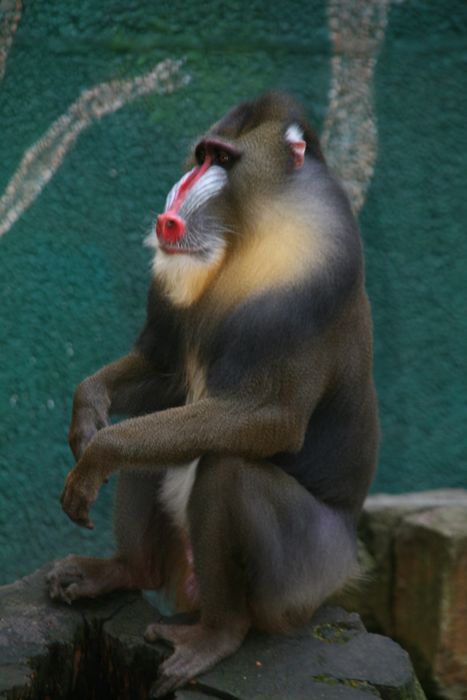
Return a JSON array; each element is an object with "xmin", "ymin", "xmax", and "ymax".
[{"xmin": 285, "ymin": 124, "xmax": 306, "ymax": 169}]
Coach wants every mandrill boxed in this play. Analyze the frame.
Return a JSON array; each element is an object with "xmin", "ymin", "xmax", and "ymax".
[{"xmin": 47, "ymin": 92, "xmax": 378, "ymax": 697}]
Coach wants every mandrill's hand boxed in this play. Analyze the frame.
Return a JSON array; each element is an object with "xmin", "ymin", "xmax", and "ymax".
[{"xmin": 60, "ymin": 452, "xmax": 105, "ymax": 529}]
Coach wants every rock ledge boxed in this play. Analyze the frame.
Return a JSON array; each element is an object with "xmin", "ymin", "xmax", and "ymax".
[{"xmin": 0, "ymin": 564, "xmax": 426, "ymax": 699}]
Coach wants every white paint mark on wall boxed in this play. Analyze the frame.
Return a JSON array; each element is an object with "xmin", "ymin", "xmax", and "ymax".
[
  {"xmin": 0, "ymin": 59, "xmax": 190, "ymax": 237},
  {"xmin": 322, "ymin": 0, "xmax": 390, "ymax": 213},
  {"xmin": 0, "ymin": 0, "xmax": 22, "ymax": 82}
]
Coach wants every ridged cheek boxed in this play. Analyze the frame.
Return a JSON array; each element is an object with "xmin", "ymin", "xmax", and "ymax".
[
  {"xmin": 164, "ymin": 169, "xmax": 194, "ymax": 212},
  {"xmin": 164, "ymin": 166, "xmax": 228, "ymax": 218},
  {"xmin": 181, "ymin": 166, "xmax": 228, "ymax": 217}
]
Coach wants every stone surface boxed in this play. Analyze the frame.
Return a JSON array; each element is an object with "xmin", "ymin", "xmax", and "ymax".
[
  {"xmin": 333, "ymin": 490, "xmax": 467, "ymax": 700},
  {"xmin": 0, "ymin": 564, "xmax": 426, "ymax": 699},
  {"xmin": 194, "ymin": 606, "xmax": 426, "ymax": 700},
  {"xmin": 394, "ymin": 506, "xmax": 467, "ymax": 700},
  {"xmin": 0, "ymin": 563, "xmax": 165, "ymax": 699}
]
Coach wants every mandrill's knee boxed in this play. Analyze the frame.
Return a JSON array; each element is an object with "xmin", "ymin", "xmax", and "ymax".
[{"xmin": 189, "ymin": 454, "xmax": 246, "ymax": 504}]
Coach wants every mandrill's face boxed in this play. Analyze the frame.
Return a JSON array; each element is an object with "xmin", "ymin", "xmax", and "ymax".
[
  {"xmin": 154, "ymin": 122, "xmax": 306, "ymax": 260},
  {"xmin": 155, "ymin": 141, "xmax": 234, "ymax": 262},
  {"xmin": 148, "ymin": 117, "xmax": 308, "ymax": 308}
]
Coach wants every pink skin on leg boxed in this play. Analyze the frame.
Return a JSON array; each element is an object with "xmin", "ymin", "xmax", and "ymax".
[{"xmin": 181, "ymin": 532, "xmax": 199, "ymax": 605}]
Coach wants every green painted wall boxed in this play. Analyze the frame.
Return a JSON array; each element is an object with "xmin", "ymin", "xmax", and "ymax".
[{"xmin": 0, "ymin": 0, "xmax": 465, "ymax": 585}]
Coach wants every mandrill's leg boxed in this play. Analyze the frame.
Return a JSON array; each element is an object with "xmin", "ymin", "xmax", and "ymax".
[
  {"xmin": 47, "ymin": 554, "xmax": 136, "ymax": 604},
  {"xmin": 48, "ymin": 471, "xmax": 180, "ymax": 605},
  {"xmin": 145, "ymin": 617, "xmax": 249, "ymax": 699},
  {"xmin": 146, "ymin": 455, "xmax": 252, "ymax": 698},
  {"xmin": 147, "ymin": 454, "xmax": 359, "ymax": 698}
]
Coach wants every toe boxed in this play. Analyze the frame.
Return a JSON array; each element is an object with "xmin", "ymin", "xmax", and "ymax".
[
  {"xmin": 46, "ymin": 558, "xmax": 86, "ymax": 603},
  {"xmin": 144, "ymin": 623, "xmax": 164, "ymax": 643},
  {"xmin": 149, "ymin": 670, "xmax": 184, "ymax": 698},
  {"xmin": 149, "ymin": 648, "xmax": 201, "ymax": 698}
]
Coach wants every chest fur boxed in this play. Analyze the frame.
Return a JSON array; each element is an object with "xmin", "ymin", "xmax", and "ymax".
[{"xmin": 159, "ymin": 352, "xmax": 206, "ymax": 531}]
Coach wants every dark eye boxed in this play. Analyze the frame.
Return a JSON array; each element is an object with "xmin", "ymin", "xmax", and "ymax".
[{"xmin": 216, "ymin": 150, "xmax": 231, "ymax": 166}]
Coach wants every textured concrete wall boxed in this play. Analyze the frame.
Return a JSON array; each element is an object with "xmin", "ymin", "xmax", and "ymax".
[{"xmin": 0, "ymin": 0, "xmax": 465, "ymax": 584}]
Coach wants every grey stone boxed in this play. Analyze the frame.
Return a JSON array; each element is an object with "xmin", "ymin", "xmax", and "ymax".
[
  {"xmin": 0, "ymin": 564, "xmax": 426, "ymax": 699},
  {"xmin": 365, "ymin": 490, "xmax": 467, "ymax": 512},
  {"xmin": 195, "ymin": 608, "xmax": 425, "ymax": 700},
  {"xmin": 332, "ymin": 489, "xmax": 467, "ymax": 700},
  {"xmin": 0, "ymin": 563, "xmax": 163, "ymax": 699}
]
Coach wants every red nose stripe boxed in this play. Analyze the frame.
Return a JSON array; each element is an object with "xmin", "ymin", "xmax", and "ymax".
[
  {"xmin": 170, "ymin": 154, "xmax": 212, "ymax": 215},
  {"xmin": 156, "ymin": 154, "xmax": 212, "ymax": 244}
]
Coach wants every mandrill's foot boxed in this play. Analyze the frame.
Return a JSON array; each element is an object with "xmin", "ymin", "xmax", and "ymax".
[
  {"xmin": 46, "ymin": 554, "xmax": 131, "ymax": 604},
  {"xmin": 145, "ymin": 618, "xmax": 249, "ymax": 698}
]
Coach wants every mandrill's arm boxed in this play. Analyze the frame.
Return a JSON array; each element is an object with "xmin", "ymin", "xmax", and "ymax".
[
  {"xmin": 60, "ymin": 363, "xmax": 326, "ymax": 528},
  {"xmin": 68, "ymin": 351, "xmax": 184, "ymax": 460}
]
